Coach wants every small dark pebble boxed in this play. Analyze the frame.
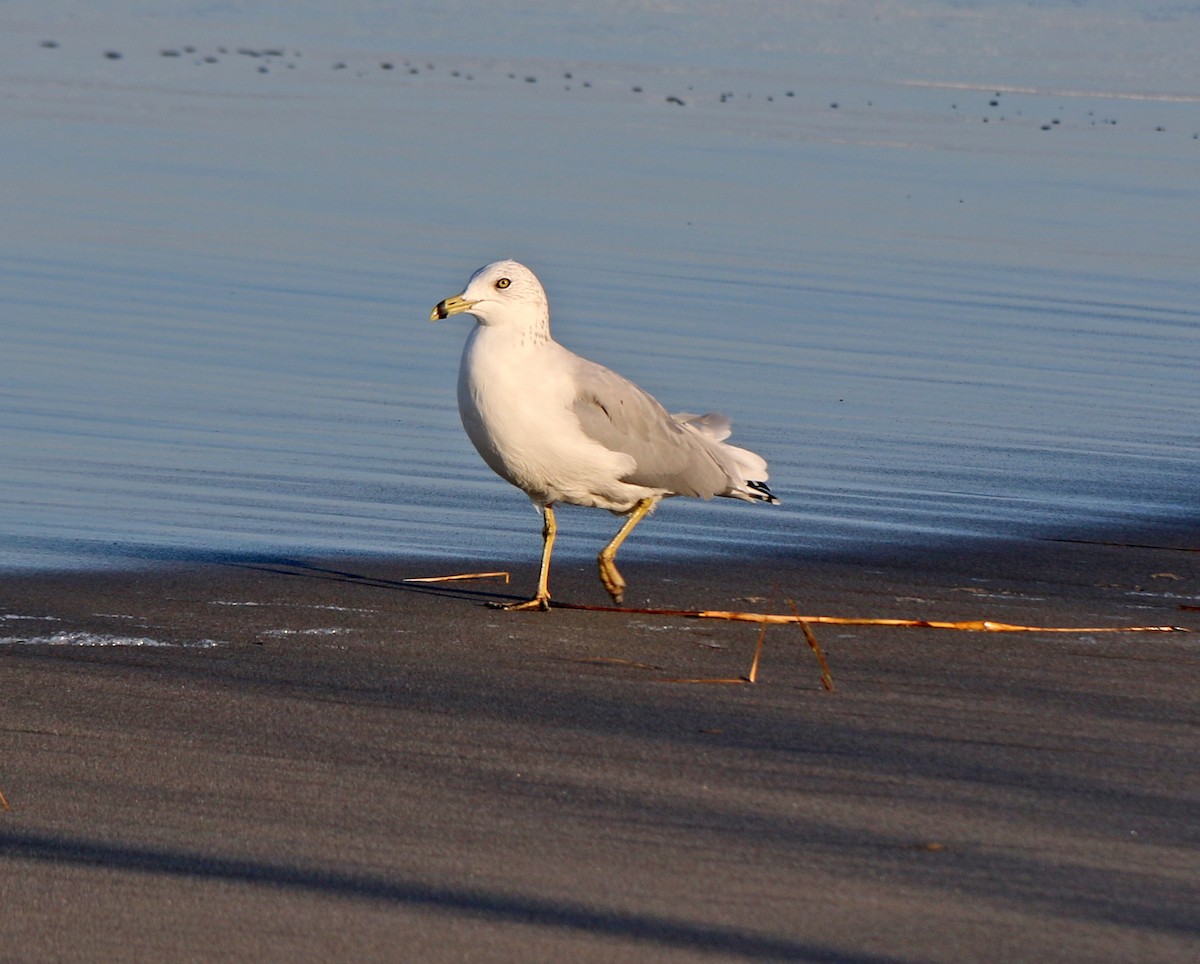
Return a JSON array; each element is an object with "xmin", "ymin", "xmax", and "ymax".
[
  {"xmin": 786, "ymin": 91, "xmax": 794, "ymax": 97},
  {"xmin": 104, "ymin": 50, "xmax": 122, "ymax": 60},
  {"xmin": 161, "ymin": 49, "xmax": 181, "ymax": 57},
  {"xmin": 582, "ymin": 81, "xmax": 590, "ymax": 87},
  {"xmin": 408, "ymin": 67, "xmax": 418, "ymax": 74},
  {"xmin": 666, "ymin": 95, "xmax": 685, "ymax": 106},
  {"xmin": 183, "ymin": 46, "xmax": 196, "ymax": 54},
  {"xmin": 1155, "ymin": 126, "xmax": 1165, "ymax": 132},
  {"xmin": 333, "ymin": 62, "xmax": 347, "ymax": 70},
  {"xmin": 564, "ymin": 72, "xmax": 572, "ymax": 79},
  {"xmin": 40, "ymin": 40, "xmax": 59, "ymax": 49},
  {"xmin": 203, "ymin": 56, "xmax": 218, "ymax": 64},
  {"xmin": 381, "ymin": 62, "xmax": 393, "ymax": 70},
  {"xmin": 632, "ymin": 86, "xmax": 643, "ymax": 93},
  {"xmin": 989, "ymin": 99, "xmax": 999, "ymax": 107},
  {"xmin": 525, "ymin": 76, "xmax": 536, "ymax": 83},
  {"xmin": 258, "ymin": 66, "xmax": 268, "ymax": 74},
  {"xmin": 238, "ymin": 48, "xmax": 260, "ymax": 57},
  {"xmin": 1041, "ymin": 124, "xmax": 1052, "ymax": 131}
]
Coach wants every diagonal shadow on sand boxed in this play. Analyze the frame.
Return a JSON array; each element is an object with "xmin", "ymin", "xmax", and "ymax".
[{"xmin": 0, "ymin": 827, "xmax": 889, "ymax": 963}]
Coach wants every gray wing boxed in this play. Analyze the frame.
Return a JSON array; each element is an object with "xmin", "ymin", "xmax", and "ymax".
[{"xmin": 568, "ymin": 356, "xmax": 732, "ymax": 498}]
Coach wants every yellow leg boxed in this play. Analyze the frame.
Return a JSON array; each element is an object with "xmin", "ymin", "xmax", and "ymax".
[
  {"xmin": 597, "ymin": 498, "xmax": 655, "ymax": 604},
  {"xmin": 504, "ymin": 505, "xmax": 556, "ymax": 611}
]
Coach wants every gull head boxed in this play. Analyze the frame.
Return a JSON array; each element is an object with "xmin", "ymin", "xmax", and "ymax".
[{"xmin": 430, "ymin": 260, "xmax": 550, "ymax": 333}]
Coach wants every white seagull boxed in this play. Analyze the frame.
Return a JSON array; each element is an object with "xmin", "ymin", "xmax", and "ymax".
[{"xmin": 431, "ymin": 260, "xmax": 779, "ymax": 610}]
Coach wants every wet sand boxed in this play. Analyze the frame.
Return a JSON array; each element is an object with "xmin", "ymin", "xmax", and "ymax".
[{"xmin": 2, "ymin": 535, "xmax": 1198, "ymax": 961}]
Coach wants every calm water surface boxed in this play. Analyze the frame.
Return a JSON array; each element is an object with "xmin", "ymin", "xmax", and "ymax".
[{"xmin": 2, "ymin": 4, "xmax": 1197, "ymax": 570}]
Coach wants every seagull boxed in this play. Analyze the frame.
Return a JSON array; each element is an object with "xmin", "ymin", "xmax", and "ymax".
[{"xmin": 431, "ymin": 260, "xmax": 779, "ymax": 611}]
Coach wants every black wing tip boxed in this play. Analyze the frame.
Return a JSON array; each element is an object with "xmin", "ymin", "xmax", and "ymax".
[{"xmin": 746, "ymin": 480, "xmax": 780, "ymax": 504}]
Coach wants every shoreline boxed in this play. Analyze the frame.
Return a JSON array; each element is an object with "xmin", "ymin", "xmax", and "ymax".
[{"xmin": 4, "ymin": 519, "xmax": 1196, "ymax": 636}]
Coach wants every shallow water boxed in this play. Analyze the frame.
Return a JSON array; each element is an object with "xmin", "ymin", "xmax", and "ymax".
[{"xmin": 2, "ymin": 2, "xmax": 1197, "ymax": 570}]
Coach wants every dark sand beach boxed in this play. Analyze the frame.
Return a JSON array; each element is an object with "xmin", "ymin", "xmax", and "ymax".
[{"xmin": 2, "ymin": 534, "xmax": 1197, "ymax": 961}]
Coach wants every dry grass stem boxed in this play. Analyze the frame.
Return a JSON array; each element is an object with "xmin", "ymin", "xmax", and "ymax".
[
  {"xmin": 746, "ymin": 620, "xmax": 767, "ymax": 683},
  {"xmin": 404, "ymin": 571, "xmax": 511, "ymax": 584},
  {"xmin": 694, "ymin": 612, "xmax": 1187, "ymax": 633},
  {"xmin": 788, "ymin": 600, "xmax": 836, "ymax": 692},
  {"xmin": 551, "ymin": 601, "xmax": 1186, "ymax": 632}
]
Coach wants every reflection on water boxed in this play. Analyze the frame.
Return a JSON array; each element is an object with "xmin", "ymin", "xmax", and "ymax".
[{"xmin": 1, "ymin": 15, "xmax": 1197, "ymax": 569}]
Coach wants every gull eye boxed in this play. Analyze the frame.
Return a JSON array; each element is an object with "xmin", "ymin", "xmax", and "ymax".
[{"xmin": 495, "ymin": 278, "xmax": 511, "ymax": 289}]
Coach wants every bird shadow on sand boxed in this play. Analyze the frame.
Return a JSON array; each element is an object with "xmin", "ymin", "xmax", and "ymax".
[{"xmin": 212, "ymin": 557, "xmax": 530, "ymax": 607}]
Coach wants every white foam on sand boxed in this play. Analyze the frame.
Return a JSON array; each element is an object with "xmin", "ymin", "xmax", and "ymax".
[{"xmin": 0, "ymin": 630, "xmax": 222, "ymax": 648}]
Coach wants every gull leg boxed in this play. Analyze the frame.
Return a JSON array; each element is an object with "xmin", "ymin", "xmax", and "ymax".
[
  {"xmin": 597, "ymin": 498, "xmax": 655, "ymax": 604},
  {"xmin": 504, "ymin": 505, "xmax": 556, "ymax": 611}
]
